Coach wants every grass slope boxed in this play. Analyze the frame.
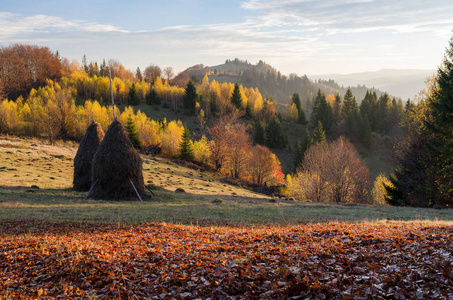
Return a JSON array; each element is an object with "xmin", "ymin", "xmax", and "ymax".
[{"xmin": 0, "ymin": 136, "xmax": 451, "ymax": 225}]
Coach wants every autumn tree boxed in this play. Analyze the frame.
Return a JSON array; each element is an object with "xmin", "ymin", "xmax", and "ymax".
[
  {"xmin": 144, "ymin": 64, "xmax": 162, "ymax": 83},
  {"xmin": 163, "ymin": 67, "xmax": 174, "ymax": 82},
  {"xmin": 0, "ymin": 44, "xmax": 62, "ymax": 99},
  {"xmin": 223, "ymin": 123, "xmax": 252, "ymax": 178},
  {"xmin": 247, "ymin": 145, "xmax": 284, "ymax": 186},
  {"xmin": 299, "ymin": 136, "xmax": 370, "ymax": 203}
]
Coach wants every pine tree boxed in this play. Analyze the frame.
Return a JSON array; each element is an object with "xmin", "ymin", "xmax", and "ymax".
[
  {"xmin": 297, "ymin": 108, "xmax": 307, "ymax": 124},
  {"xmin": 313, "ymin": 121, "xmax": 326, "ymax": 145},
  {"xmin": 341, "ymin": 88, "xmax": 357, "ymax": 120},
  {"xmin": 293, "ymin": 141, "xmax": 304, "ymax": 173},
  {"xmin": 231, "ymin": 83, "xmax": 243, "ymax": 109},
  {"xmin": 254, "ymin": 120, "xmax": 265, "ymax": 145},
  {"xmin": 333, "ymin": 93, "xmax": 342, "ymax": 124},
  {"xmin": 125, "ymin": 117, "xmax": 141, "ymax": 149},
  {"xmin": 146, "ymin": 88, "xmax": 161, "ymax": 105},
  {"xmin": 292, "ymin": 93, "xmax": 302, "ymax": 112},
  {"xmin": 128, "ymin": 83, "xmax": 140, "ymax": 106},
  {"xmin": 265, "ymin": 116, "xmax": 286, "ymax": 149},
  {"xmin": 425, "ymin": 37, "xmax": 453, "ymax": 204},
  {"xmin": 311, "ymin": 89, "xmax": 333, "ymax": 132},
  {"xmin": 179, "ymin": 126, "xmax": 194, "ymax": 161},
  {"xmin": 183, "ymin": 80, "xmax": 197, "ymax": 114}
]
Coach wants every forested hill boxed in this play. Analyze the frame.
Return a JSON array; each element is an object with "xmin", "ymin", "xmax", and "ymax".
[{"xmin": 182, "ymin": 58, "xmax": 384, "ymax": 107}]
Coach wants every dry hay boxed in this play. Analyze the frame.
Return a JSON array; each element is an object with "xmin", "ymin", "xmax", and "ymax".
[
  {"xmin": 90, "ymin": 120, "xmax": 146, "ymax": 200},
  {"xmin": 73, "ymin": 122, "xmax": 104, "ymax": 191}
]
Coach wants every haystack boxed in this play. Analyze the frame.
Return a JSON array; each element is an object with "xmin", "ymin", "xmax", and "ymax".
[
  {"xmin": 73, "ymin": 121, "xmax": 105, "ymax": 191},
  {"xmin": 90, "ymin": 120, "xmax": 146, "ymax": 200}
]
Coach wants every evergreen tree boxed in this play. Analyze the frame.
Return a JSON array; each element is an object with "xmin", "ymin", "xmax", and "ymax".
[
  {"xmin": 386, "ymin": 38, "xmax": 453, "ymax": 207},
  {"xmin": 313, "ymin": 121, "xmax": 326, "ymax": 145},
  {"xmin": 311, "ymin": 89, "xmax": 333, "ymax": 132},
  {"xmin": 183, "ymin": 80, "xmax": 197, "ymax": 114},
  {"xmin": 293, "ymin": 141, "xmax": 304, "ymax": 173},
  {"xmin": 245, "ymin": 100, "xmax": 253, "ymax": 118},
  {"xmin": 333, "ymin": 93, "xmax": 342, "ymax": 124},
  {"xmin": 127, "ymin": 83, "xmax": 140, "ymax": 106},
  {"xmin": 254, "ymin": 120, "xmax": 265, "ymax": 145},
  {"xmin": 145, "ymin": 88, "xmax": 161, "ymax": 105},
  {"xmin": 125, "ymin": 117, "xmax": 141, "ymax": 149},
  {"xmin": 265, "ymin": 116, "xmax": 286, "ymax": 149},
  {"xmin": 230, "ymin": 83, "xmax": 243, "ymax": 109},
  {"xmin": 424, "ymin": 37, "xmax": 453, "ymax": 204},
  {"xmin": 297, "ymin": 108, "xmax": 307, "ymax": 125},
  {"xmin": 341, "ymin": 88, "xmax": 357, "ymax": 120},
  {"xmin": 179, "ymin": 126, "xmax": 194, "ymax": 161},
  {"xmin": 292, "ymin": 93, "xmax": 302, "ymax": 112}
]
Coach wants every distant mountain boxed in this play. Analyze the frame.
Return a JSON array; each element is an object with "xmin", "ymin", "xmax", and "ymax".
[{"xmin": 310, "ymin": 69, "xmax": 435, "ymax": 101}]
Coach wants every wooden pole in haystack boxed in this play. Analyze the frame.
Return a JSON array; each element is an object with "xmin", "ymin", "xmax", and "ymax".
[{"xmin": 109, "ymin": 68, "xmax": 116, "ymax": 120}]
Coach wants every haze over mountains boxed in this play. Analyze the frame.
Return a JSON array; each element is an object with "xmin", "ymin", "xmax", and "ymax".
[
  {"xmin": 310, "ymin": 69, "xmax": 435, "ymax": 101},
  {"xmin": 183, "ymin": 59, "xmax": 432, "ymax": 105}
]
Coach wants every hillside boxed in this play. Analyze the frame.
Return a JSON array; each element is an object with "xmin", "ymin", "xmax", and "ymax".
[{"xmin": 182, "ymin": 58, "xmax": 387, "ymax": 106}]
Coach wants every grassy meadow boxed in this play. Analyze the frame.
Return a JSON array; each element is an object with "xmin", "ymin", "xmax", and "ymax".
[{"xmin": 0, "ymin": 135, "xmax": 451, "ymax": 226}]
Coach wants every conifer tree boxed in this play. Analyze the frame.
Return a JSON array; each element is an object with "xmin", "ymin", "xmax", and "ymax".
[
  {"xmin": 179, "ymin": 126, "xmax": 194, "ymax": 161},
  {"xmin": 292, "ymin": 93, "xmax": 302, "ymax": 112},
  {"xmin": 265, "ymin": 116, "xmax": 286, "ymax": 148},
  {"xmin": 254, "ymin": 120, "xmax": 265, "ymax": 145},
  {"xmin": 311, "ymin": 89, "xmax": 333, "ymax": 132},
  {"xmin": 341, "ymin": 88, "xmax": 357, "ymax": 120},
  {"xmin": 293, "ymin": 141, "xmax": 304, "ymax": 173},
  {"xmin": 127, "ymin": 83, "xmax": 140, "ymax": 106},
  {"xmin": 231, "ymin": 83, "xmax": 243, "ymax": 109},
  {"xmin": 313, "ymin": 121, "xmax": 326, "ymax": 145},
  {"xmin": 145, "ymin": 88, "xmax": 161, "ymax": 106},
  {"xmin": 183, "ymin": 80, "xmax": 197, "ymax": 114},
  {"xmin": 425, "ymin": 37, "xmax": 453, "ymax": 204},
  {"xmin": 125, "ymin": 117, "xmax": 141, "ymax": 149}
]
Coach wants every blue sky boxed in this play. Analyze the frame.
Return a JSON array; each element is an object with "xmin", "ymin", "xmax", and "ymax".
[{"xmin": 1, "ymin": 0, "xmax": 452, "ymax": 75}]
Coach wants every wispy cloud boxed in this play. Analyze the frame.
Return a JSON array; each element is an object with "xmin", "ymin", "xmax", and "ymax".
[
  {"xmin": 0, "ymin": 12, "xmax": 128, "ymax": 41},
  {"xmin": 0, "ymin": 1, "xmax": 451, "ymax": 75}
]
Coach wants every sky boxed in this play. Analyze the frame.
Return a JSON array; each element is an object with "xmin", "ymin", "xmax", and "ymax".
[{"xmin": 1, "ymin": 0, "xmax": 452, "ymax": 76}]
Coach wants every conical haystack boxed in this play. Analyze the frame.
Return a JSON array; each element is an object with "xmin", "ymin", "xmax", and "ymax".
[
  {"xmin": 73, "ymin": 121, "xmax": 105, "ymax": 191},
  {"xmin": 90, "ymin": 120, "xmax": 146, "ymax": 200}
]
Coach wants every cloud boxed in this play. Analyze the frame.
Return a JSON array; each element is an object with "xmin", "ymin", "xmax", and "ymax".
[
  {"xmin": 240, "ymin": 0, "xmax": 453, "ymax": 36},
  {"xmin": 0, "ymin": 12, "xmax": 128, "ymax": 41}
]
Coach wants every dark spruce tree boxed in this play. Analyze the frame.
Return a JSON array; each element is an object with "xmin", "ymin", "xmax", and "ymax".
[
  {"xmin": 145, "ymin": 88, "xmax": 161, "ymax": 106},
  {"xmin": 125, "ymin": 117, "xmax": 141, "ymax": 149},
  {"xmin": 179, "ymin": 126, "xmax": 194, "ymax": 161},
  {"xmin": 311, "ymin": 89, "xmax": 333, "ymax": 132},
  {"xmin": 341, "ymin": 88, "xmax": 357, "ymax": 120},
  {"xmin": 183, "ymin": 80, "xmax": 197, "ymax": 114},
  {"xmin": 265, "ymin": 116, "xmax": 286, "ymax": 149},
  {"xmin": 128, "ymin": 83, "xmax": 140, "ymax": 106},
  {"xmin": 231, "ymin": 83, "xmax": 243, "ymax": 109},
  {"xmin": 254, "ymin": 120, "xmax": 265, "ymax": 145},
  {"xmin": 313, "ymin": 121, "xmax": 326, "ymax": 145},
  {"xmin": 425, "ymin": 37, "xmax": 453, "ymax": 205},
  {"xmin": 293, "ymin": 141, "xmax": 304, "ymax": 173},
  {"xmin": 386, "ymin": 37, "xmax": 453, "ymax": 207}
]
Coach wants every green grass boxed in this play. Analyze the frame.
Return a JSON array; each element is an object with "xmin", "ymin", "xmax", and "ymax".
[{"xmin": 1, "ymin": 186, "xmax": 452, "ymax": 226}]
